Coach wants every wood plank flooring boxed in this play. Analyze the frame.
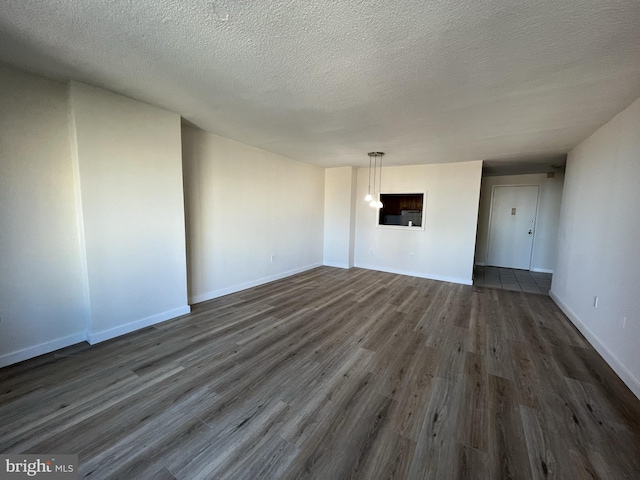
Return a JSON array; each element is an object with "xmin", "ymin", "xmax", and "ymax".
[{"xmin": 1, "ymin": 267, "xmax": 639, "ymax": 479}]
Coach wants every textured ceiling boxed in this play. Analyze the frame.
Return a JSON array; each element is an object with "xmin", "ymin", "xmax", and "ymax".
[{"xmin": 1, "ymin": 0, "xmax": 639, "ymax": 169}]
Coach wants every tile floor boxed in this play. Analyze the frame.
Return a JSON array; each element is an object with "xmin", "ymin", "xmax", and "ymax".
[{"xmin": 473, "ymin": 265, "xmax": 552, "ymax": 295}]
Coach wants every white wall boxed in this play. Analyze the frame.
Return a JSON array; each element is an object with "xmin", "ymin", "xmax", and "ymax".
[
  {"xmin": 182, "ymin": 126, "xmax": 325, "ymax": 303},
  {"xmin": 551, "ymin": 97, "xmax": 640, "ymax": 399},
  {"xmin": 323, "ymin": 167, "xmax": 357, "ymax": 268},
  {"xmin": 476, "ymin": 173, "xmax": 564, "ymax": 272},
  {"xmin": 0, "ymin": 66, "xmax": 88, "ymax": 366},
  {"xmin": 69, "ymin": 82, "xmax": 190, "ymax": 343},
  {"xmin": 354, "ymin": 161, "xmax": 483, "ymax": 284}
]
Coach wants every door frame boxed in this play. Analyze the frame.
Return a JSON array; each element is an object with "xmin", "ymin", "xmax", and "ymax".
[{"xmin": 485, "ymin": 184, "xmax": 540, "ymax": 270}]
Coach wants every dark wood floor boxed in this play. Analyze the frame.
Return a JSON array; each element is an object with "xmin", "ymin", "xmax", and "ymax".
[{"xmin": 1, "ymin": 267, "xmax": 639, "ymax": 479}]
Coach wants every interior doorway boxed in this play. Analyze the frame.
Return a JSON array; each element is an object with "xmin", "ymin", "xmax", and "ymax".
[{"xmin": 486, "ymin": 185, "xmax": 539, "ymax": 270}]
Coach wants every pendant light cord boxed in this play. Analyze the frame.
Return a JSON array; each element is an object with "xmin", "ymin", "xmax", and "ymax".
[
  {"xmin": 371, "ymin": 155, "xmax": 377, "ymax": 199},
  {"xmin": 378, "ymin": 153, "xmax": 383, "ymax": 197},
  {"xmin": 367, "ymin": 154, "xmax": 372, "ymax": 196}
]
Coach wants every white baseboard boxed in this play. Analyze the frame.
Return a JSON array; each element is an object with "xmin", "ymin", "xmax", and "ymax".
[
  {"xmin": 354, "ymin": 263, "xmax": 472, "ymax": 286},
  {"xmin": 87, "ymin": 305, "xmax": 191, "ymax": 344},
  {"xmin": 190, "ymin": 263, "xmax": 323, "ymax": 304},
  {"xmin": 323, "ymin": 262, "xmax": 351, "ymax": 269},
  {"xmin": 550, "ymin": 290, "xmax": 640, "ymax": 400},
  {"xmin": 531, "ymin": 267, "xmax": 553, "ymax": 273},
  {"xmin": 0, "ymin": 332, "xmax": 87, "ymax": 369}
]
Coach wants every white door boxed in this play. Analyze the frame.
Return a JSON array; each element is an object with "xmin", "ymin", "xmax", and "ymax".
[{"xmin": 486, "ymin": 185, "xmax": 539, "ymax": 270}]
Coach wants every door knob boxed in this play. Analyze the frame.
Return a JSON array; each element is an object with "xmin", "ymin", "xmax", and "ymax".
[{"xmin": 528, "ymin": 230, "xmax": 533, "ymax": 235}]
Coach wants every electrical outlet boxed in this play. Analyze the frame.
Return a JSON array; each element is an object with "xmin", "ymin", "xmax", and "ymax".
[
  {"xmin": 622, "ymin": 316, "xmax": 627, "ymax": 329},
  {"xmin": 270, "ymin": 254, "xmax": 275, "ymax": 263},
  {"xmin": 593, "ymin": 296, "xmax": 598, "ymax": 308}
]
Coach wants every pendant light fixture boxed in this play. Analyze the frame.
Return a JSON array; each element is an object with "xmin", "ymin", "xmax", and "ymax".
[
  {"xmin": 366, "ymin": 152, "xmax": 384, "ymax": 208},
  {"xmin": 364, "ymin": 153, "xmax": 373, "ymax": 202}
]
